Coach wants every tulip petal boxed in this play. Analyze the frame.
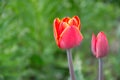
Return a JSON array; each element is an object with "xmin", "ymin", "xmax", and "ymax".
[
  {"xmin": 73, "ymin": 16, "xmax": 80, "ymax": 29},
  {"xmin": 59, "ymin": 22, "xmax": 69, "ymax": 35},
  {"xmin": 59, "ymin": 26, "xmax": 83, "ymax": 49},
  {"xmin": 53, "ymin": 18, "xmax": 60, "ymax": 44},
  {"xmin": 68, "ymin": 18, "xmax": 78, "ymax": 28},
  {"xmin": 62, "ymin": 17, "xmax": 70, "ymax": 23},
  {"xmin": 91, "ymin": 33, "xmax": 97, "ymax": 56},
  {"xmin": 96, "ymin": 32, "xmax": 109, "ymax": 58}
]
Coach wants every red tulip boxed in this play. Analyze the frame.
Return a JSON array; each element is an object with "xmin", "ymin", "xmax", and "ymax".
[
  {"xmin": 53, "ymin": 16, "xmax": 83, "ymax": 49},
  {"xmin": 91, "ymin": 31, "xmax": 109, "ymax": 58}
]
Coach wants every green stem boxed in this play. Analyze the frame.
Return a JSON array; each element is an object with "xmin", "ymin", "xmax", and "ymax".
[
  {"xmin": 98, "ymin": 58, "xmax": 103, "ymax": 80},
  {"xmin": 67, "ymin": 49, "xmax": 76, "ymax": 80}
]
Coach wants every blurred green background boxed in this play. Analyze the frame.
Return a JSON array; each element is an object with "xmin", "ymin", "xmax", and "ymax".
[{"xmin": 0, "ymin": 0, "xmax": 120, "ymax": 80}]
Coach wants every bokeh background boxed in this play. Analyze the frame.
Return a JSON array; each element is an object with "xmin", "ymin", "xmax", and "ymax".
[{"xmin": 0, "ymin": 0, "xmax": 120, "ymax": 80}]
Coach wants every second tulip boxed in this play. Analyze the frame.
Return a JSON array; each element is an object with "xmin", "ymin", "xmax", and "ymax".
[{"xmin": 91, "ymin": 31, "xmax": 109, "ymax": 58}]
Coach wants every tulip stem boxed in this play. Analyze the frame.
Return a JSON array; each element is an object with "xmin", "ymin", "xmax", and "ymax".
[
  {"xmin": 98, "ymin": 58, "xmax": 103, "ymax": 80},
  {"xmin": 66, "ymin": 49, "xmax": 76, "ymax": 80}
]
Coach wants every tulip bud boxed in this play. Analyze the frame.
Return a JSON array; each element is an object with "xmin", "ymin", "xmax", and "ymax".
[
  {"xmin": 53, "ymin": 16, "xmax": 83, "ymax": 49},
  {"xmin": 91, "ymin": 32, "xmax": 109, "ymax": 58}
]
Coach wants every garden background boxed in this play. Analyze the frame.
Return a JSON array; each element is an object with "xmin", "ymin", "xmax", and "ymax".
[{"xmin": 0, "ymin": 0, "xmax": 120, "ymax": 80}]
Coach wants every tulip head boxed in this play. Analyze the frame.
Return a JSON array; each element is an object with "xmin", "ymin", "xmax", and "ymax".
[
  {"xmin": 91, "ymin": 32, "xmax": 109, "ymax": 58},
  {"xmin": 53, "ymin": 16, "xmax": 83, "ymax": 49}
]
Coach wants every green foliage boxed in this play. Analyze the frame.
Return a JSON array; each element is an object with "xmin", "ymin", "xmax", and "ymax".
[{"xmin": 0, "ymin": 0, "xmax": 120, "ymax": 80}]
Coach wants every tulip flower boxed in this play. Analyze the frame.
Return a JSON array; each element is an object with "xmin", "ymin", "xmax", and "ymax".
[
  {"xmin": 91, "ymin": 31, "xmax": 109, "ymax": 80},
  {"xmin": 53, "ymin": 16, "xmax": 83, "ymax": 49},
  {"xmin": 91, "ymin": 31, "xmax": 109, "ymax": 58},
  {"xmin": 53, "ymin": 16, "xmax": 83, "ymax": 80}
]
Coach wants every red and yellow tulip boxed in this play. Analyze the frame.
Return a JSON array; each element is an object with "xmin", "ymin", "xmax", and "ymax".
[{"xmin": 53, "ymin": 16, "xmax": 83, "ymax": 49}]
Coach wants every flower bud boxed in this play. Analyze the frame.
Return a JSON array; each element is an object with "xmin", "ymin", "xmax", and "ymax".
[{"xmin": 91, "ymin": 32, "xmax": 109, "ymax": 58}]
